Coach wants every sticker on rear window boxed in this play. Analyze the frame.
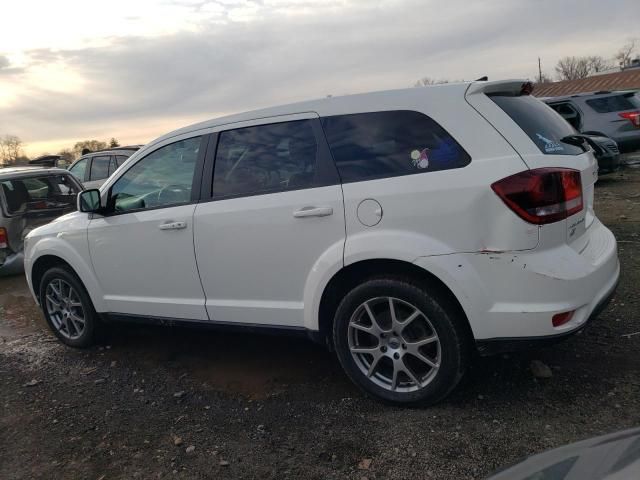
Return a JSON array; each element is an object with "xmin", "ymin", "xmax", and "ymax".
[
  {"xmin": 536, "ymin": 133, "xmax": 565, "ymax": 153},
  {"xmin": 410, "ymin": 148, "xmax": 430, "ymax": 169}
]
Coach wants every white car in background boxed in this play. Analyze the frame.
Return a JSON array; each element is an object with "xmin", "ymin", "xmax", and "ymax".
[{"xmin": 23, "ymin": 80, "xmax": 619, "ymax": 405}]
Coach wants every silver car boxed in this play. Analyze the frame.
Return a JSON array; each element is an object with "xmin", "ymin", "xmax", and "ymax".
[
  {"xmin": 67, "ymin": 145, "xmax": 141, "ymax": 189},
  {"xmin": 544, "ymin": 90, "xmax": 640, "ymax": 152},
  {"xmin": 0, "ymin": 167, "xmax": 82, "ymax": 275}
]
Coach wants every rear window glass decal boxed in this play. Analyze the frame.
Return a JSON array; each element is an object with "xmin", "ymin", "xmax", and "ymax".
[
  {"xmin": 536, "ymin": 133, "xmax": 565, "ymax": 153},
  {"xmin": 410, "ymin": 148, "xmax": 429, "ymax": 169}
]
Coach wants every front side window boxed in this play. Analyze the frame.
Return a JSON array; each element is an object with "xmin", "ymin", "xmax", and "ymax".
[
  {"xmin": 321, "ymin": 110, "xmax": 470, "ymax": 183},
  {"xmin": 89, "ymin": 155, "xmax": 111, "ymax": 181},
  {"xmin": 213, "ymin": 120, "xmax": 319, "ymax": 198},
  {"xmin": 1, "ymin": 175, "xmax": 81, "ymax": 215},
  {"xmin": 69, "ymin": 158, "xmax": 88, "ymax": 181},
  {"xmin": 110, "ymin": 136, "xmax": 201, "ymax": 213},
  {"xmin": 489, "ymin": 94, "xmax": 583, "ymax": 156}
]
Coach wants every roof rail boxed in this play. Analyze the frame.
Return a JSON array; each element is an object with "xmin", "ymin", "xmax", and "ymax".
[{"xmin": 82, "ymin": 145, "xmax": 144, "ymax": 156}]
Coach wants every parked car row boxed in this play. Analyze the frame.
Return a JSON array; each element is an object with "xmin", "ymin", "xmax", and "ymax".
[{"xmin": 22, "ymin": 79, "xmax": 619, "ymax": 405}]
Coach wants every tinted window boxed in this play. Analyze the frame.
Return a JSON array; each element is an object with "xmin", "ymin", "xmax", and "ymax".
[
  {"xmin": 586, "ymin": 93, "xmax": 640, "ymax": 113},
  {"xmin": 115, "ymin": 155, "xmax": 129, "ymax": 167},
  {"xmin": 490, "ymin": 94, "xmax": 583, "ymax": 155},
  {"xmin": 89, "ymin": 155, "xmax": 111, "ymax": 181},
  {"xmin": 111, "ymin": 136, "xmax": 201, "ymax": 213},
  {"xmin": 321, "ymin": 110, "xmax": 470, "ymax": 183},
  {"xmin": 69, "ymin": 158, "xmax": 88, "ymax": 180},
  {"xmin": 1, "ymin": 175, "xmax": 81, "ymax": 215},
  {"xmin": 548, "ymin": 102, "xmax": 581, "ymax": 129},
  {"xmin": 213, "ymin": 120, "xmax": 318, "ymax": 198}
]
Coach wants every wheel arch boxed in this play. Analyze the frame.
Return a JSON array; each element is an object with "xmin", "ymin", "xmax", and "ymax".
[
  {"xmin": 28, "ymin": 242, "xmax": 106, "ymax": 312},
  {"xmin": 316, "ymin": 258, "xmax": 473, "ymax": 350}
]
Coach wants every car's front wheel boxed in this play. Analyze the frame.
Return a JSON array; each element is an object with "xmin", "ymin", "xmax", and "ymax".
[
  {"xmin": 333, "ymin": 277, "xmax": 469, "ymax": 405},
  {"xmin": 39, "ymin": 266, "xmax": 99, "ymax": 348}
]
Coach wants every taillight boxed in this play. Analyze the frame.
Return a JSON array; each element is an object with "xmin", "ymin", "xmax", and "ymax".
[
  {"xmin": 491, "ymin": 168, "xmax": 583, "ymax": 225},
  {"xmin": 0, "ymin": 227, "xmax": 7, "ymax": 249},
  {"xmin": 619, "ymin": 111, "xmax": 640, "ymax": 127}
]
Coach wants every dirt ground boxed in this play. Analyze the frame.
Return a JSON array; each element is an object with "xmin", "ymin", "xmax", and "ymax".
[{"xmin": 1, "ymin": 167, "xmax": 639, "ymax": 480}]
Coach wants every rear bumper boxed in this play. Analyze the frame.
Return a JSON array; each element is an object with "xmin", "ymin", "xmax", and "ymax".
[
  {"xmin": 0, "ymin": 251, "xmax": 25, "ymax": 276},
  {"xmin": 475, "ymin": 275, "xmax": 617, "ymax": 355},
  {"xmin": 414, "ymin": 218, "xmax": 619, "ymax": 348}
]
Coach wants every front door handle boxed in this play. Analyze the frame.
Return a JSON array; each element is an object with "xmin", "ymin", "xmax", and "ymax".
[
  {"xmin": 158, "ymin": 221, "xmax": 187, "ymax": 230},
  {"xmin": 293, "ymin": 206, "xmax": 333, "ymax": 218}
]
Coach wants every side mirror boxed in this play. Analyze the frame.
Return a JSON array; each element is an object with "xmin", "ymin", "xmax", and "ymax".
[{"xmin": 77, "ymin": 189, "xmax": 102, "ymax": 213}]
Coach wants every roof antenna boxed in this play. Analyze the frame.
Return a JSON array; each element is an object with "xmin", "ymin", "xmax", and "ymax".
[{"xmin": 475, "ymin": 76, "xmax": 488, "ymax": 81}]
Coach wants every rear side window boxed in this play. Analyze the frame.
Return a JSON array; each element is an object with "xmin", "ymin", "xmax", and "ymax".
[
  {"xmin": 213, "ymin": 120, "xmax": 319, "ymax": 198},
  {"xmin": 586, "ymin": 93, "xmax": 640, "ymax": 113},
  {"xmin": 321, "ymin": 110, "xmax": 470, "ymax": 183},
  {"xmin": 489, "ymin": 94, "xmax": 583, "ymax": 156},
  {"xmin": 89, "ymin": 155, "xmax": 111, "ymax": 181}
]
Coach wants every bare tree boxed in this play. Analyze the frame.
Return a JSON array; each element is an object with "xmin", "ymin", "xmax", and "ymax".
[
  {"xmin": 109, "ymin": 137, "xmax": 120, "ymax": 148},
  {"xmin": 555, "ymin": 56, "xmax": 591, "ymax": 80},
  {"xmin": 57, "ymin": 148, "xmax": 75, "ymax": 168},
  {"xmin": 73, "ymin": 139, "xmax": 107, "ymax": 158},
  {"xmin": 586, "ymin": 55, "xmax": 611, "ymax": 73},
  {"xmin": 414, "ymin": 77, "xmax": 451, "ymax": 87},
  {"xmin": 616, "ymin": 39, "xmax": 638, "ymax": 68},
  {"xmin": 0, "ymin": 135, "xmax": 24, "ymax": 166}
]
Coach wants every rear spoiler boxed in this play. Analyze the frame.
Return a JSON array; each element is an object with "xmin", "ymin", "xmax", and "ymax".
[{"xmin": 465, "ymin": 79, "xmax": 532, "ymax": 97}]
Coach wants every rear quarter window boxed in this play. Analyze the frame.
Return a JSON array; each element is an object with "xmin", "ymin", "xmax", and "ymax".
[
  {"xmin": 489, "ymin": 94, "xmax": 583, "ymax": 156},
  {"xmin": 586, "ymin": 93, "xmax": 640, "ymax": 113},
  {"xmin": 321, "ymin": 110, "xmax": 470, "ymax": 183}
]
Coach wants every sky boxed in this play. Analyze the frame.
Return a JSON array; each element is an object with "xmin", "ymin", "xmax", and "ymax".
[{"xmin": 0, "ymin": 0, "xmax": 638, "ymax": 157}]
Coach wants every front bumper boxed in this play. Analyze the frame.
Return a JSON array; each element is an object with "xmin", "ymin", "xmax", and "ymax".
[
  {"xmin": 414, "ymin": 219, "xmax": 619, "ymax": 350},
  {"xmin": 597, "ymin": 152, "xmax": 621, "ymax": 173}
]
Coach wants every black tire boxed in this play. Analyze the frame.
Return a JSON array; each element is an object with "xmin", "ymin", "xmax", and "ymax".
[
  {"xmin": 333, "ymin": 277, "xmax": 469, "ymax": 406},
  {"xmin": 39, "ymin": 266, "xmax": 100, "ymax": 348}
]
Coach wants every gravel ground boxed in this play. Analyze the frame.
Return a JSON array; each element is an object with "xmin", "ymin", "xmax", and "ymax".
[{"xmin": 1, "ymin": 168, "xmax": 639, "ymax": 480}]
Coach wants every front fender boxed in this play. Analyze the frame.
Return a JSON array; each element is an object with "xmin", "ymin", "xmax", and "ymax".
[{"xmin": 26, "ymin": 235, "xmax": 105, "ymax": 312}]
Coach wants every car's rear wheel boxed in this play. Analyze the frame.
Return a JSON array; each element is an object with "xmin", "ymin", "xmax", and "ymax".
[
  {"xmin": 39, "ymin": 267, "xmax": 99, "ymax": 348},
  {"xmin": 333, "ymin": 277, "xmax": 468, "ymax": 405}
]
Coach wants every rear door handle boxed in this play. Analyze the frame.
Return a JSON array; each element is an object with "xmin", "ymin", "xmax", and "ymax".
[
  {"xmin": 293, "ymin": 206, "xmax": 333, "ymax": 218},
  {"xmin": 158, "ymin": 221, "xmax": 187, "ymax": 230}
]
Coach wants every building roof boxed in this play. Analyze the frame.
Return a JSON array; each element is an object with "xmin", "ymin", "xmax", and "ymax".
[{"xmin": 535, "ymin": 69, "xmax": 640, "ymax": 98}]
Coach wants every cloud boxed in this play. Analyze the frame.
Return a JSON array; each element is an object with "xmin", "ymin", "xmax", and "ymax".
[{"xmin": 1, "ymin": 0, "xmax": 638, "ymax": 155}]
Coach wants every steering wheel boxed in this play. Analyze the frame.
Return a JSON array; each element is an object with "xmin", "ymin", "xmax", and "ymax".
[{"xmin": 157, "ymin": 184, "xmax": 190, "ymax": 205}]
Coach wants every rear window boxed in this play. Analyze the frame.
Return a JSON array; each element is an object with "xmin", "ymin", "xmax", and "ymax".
[
  {"xmin": 321, "ymin": 111, "xmax": 470, "ymax": 183},
  {"xmin": 0, "ymin": 174, "xmax": 81, "ymax": 216},
  {"xmin": 489, "ymin": 94, "xmax": 583, "ymax": 156},
  {"xmin": 586, "ymin": 93, "xmax": 640, "ymax": 113}
]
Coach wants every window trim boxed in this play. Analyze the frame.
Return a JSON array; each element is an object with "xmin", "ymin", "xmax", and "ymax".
[
  {"xmin": 202, "ymin": 117, "xmax": 340, "ymax": 202},
  {"xmin": 101, "ymin": 134, "xmax": 211, "ymax": 217}
]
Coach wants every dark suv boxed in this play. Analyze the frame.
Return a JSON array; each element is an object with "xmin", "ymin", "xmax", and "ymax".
[
  {"xmin": 68, "ymin": 145, "xmax": 142, "ymax": 188},
  {"xmin": 544, "ymin": 90, "xmax": 640, "ymax": 152}
]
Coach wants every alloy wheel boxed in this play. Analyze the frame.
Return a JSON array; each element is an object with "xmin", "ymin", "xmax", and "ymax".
[
  {"xmin": 348, "ymin": 296, "xmax": 441, "ymax": 392},
  {"xmin": 44, "ymin": 278, "xmax": 86, "ymax": 340}
]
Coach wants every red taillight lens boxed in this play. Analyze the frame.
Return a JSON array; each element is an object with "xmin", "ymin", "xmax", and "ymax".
[
  {"xmin": 552, "ymin": 310, "xmax": 575, "ymax": 327},
  {"xmin": 619, "ymin": 111, "xmax": 640, "ymax": 127},
  {"xmin": 491, "ymin": 168, "xmax": 583, "ymax": 225},
  {"xmin": 0, "ymin": 227, "xmax": 7, "ymax": 249}
]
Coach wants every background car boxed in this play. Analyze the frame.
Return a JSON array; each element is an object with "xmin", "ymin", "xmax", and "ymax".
[
  {"xmin": 0, "ymin": 167, "xmax": 82, "ymax": 275},
  {"xmin": 67, "ymin": 145, "xmax": 142, "ymax": 188},
  {"xmin": 581, "ymin": 133, "xmax": 622, "ymax": 174},
  {"xmin": 544, "ymin": 90, "xmax": 640, "ymax": 152}
]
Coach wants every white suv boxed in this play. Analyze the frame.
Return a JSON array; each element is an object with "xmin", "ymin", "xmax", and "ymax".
[{"xmin": 24, "ymin": 80, "xmax": 619, "ymax": 405}]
